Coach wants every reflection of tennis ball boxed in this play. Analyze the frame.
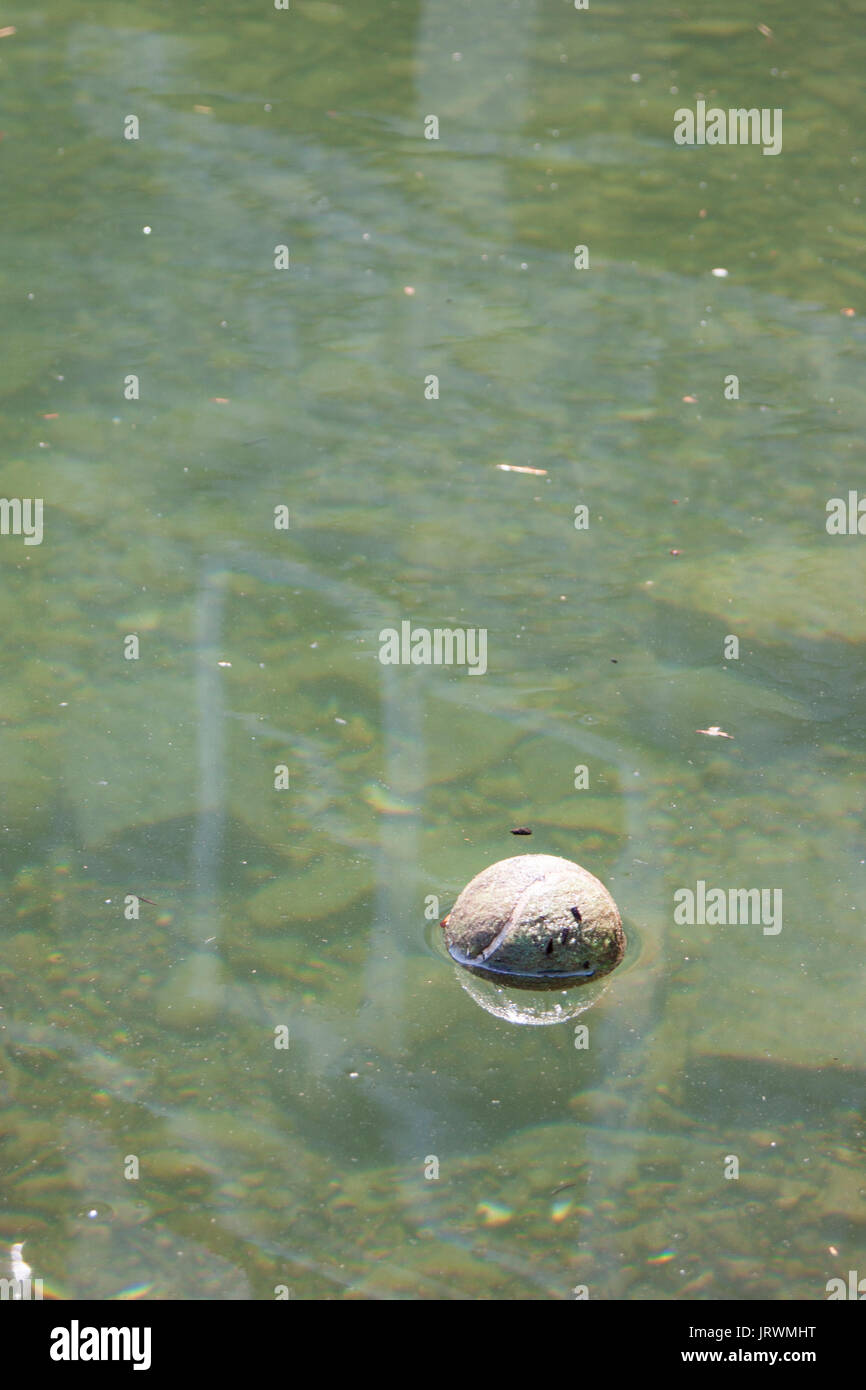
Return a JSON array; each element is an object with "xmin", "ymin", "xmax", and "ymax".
[{"xmin": 442, "ymin": 854, "xmax": 624, "ymax": 991}]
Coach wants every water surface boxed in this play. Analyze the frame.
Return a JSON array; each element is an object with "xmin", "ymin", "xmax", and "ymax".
[{"xmin": 1, "ymin": 0, "xmax": 865, "ymax": 1299}]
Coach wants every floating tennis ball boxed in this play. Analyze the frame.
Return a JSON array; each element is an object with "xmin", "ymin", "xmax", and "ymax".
[{"xmin": 442, "ymin": 854, "xmax": 624, "ymax": 991}]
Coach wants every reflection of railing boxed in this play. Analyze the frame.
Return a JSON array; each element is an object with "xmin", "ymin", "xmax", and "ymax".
[
  {"xmin": 192, "ymin": 547, "xmax": 426, "ymax": 1068},
  {"xmin": 192, "ymin": 543, "xmax": 660, "ymax": 1077},
  {"xmin": 189, "ymin": 540, "xmax": 660, "ymax": 1293}
]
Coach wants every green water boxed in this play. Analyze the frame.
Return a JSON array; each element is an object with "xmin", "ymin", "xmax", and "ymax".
[{"xmin": 1, "ymin": 0, "xmax": 865, "ymax": 1299}]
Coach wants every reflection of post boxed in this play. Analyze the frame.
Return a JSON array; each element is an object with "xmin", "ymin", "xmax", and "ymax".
[
  {"xmin": 412, "ymin": 0, "xmax": 673, "ymax": 1236},
  {"xmin": 415, "ymin": 0, "xmax": 535, "ymax": 180},
  {"xmin": 193, "ymin": 561, "xmax": 228, "ymax": 925},
  {"xmin": 408, "ymin": 0, "xmax": 538, "ymax": 387},
  {"xmin": 184, "ymin": 560, "xmax": 229, "ymax": 1012},
  {"xmin": 360, "ymin": 662, "xmax": 425, "ymax": 1062}
]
